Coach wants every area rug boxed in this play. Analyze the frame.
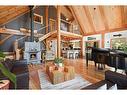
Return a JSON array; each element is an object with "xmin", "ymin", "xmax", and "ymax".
[{"xmin": 38, "ymin": 70, "xmax": 91, "ymax": 90}]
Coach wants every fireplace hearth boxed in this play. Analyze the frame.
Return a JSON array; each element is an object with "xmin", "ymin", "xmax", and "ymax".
[{"xmin": 24, "ymin": 42, "xmax": 42, "ymax": 64}]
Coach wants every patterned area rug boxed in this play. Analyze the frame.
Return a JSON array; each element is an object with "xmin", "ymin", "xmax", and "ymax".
[{"xmin": 38, "ymin": 70, "xmax": 91, "ymax": 90}]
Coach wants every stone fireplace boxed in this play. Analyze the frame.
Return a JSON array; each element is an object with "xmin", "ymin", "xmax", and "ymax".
[{"xmin": 24, "ymin": 42, "xmax": 41, "ymax": 64}]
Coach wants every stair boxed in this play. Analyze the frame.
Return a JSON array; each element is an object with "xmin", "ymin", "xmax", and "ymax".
[{"xmin": 38, "ymin": 30, "xmax": 57, "ymax": 42}]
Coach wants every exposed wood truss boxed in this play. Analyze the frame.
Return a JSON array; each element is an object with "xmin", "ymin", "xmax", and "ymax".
[
  {"xmin": 61, "ymin": 30, "xmax": 82, "ymax": 38},
  {"xmin": 84, "ymin": 27, "xmax": 127, "ymax": 36},
  {"xmin": 0, "ymin": 34, "xmax": 13, "ymax": 45},
  {"xmin": 0, "ymin": 28, "xmax": 44, "ymax": 37},
  {"xmin": 0, "ymin": 5, "xmax": 127, "ymax": 39}
]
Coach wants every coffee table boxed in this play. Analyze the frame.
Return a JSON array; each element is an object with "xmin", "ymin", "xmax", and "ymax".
[{"xmin": 46, "ymin": 63, "xmax": 75, "ymax": 84}]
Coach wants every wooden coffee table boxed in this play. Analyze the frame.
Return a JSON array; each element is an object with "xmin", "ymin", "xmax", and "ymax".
[
  {"xmin": 0, "ymin": 80, "xmax": 10, "ymax": 89},
  {"xmin": 46, "ymin": 63, "xmax": 75, "ymax": 84}
]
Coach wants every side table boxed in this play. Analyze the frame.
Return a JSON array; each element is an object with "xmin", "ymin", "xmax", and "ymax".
[{"xmin": 0, "ymin": 80, "xmax": 10, "ymax": 89}]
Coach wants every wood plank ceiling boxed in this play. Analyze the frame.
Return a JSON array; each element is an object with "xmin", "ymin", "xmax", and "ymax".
[
  {"xmin": 61, "ymin": 6, "xmax": 73, "ymax": 21},
  {"xmin": 69, "ymin": 6, "xmax": 127, "ymax": 36},
  {"xmin": 0, "ymin": 6, "xmax": 29, "ymax": 25},
  {"xmin": 0, "ymin": 6, "xmax": 127, "ymax": 36}
]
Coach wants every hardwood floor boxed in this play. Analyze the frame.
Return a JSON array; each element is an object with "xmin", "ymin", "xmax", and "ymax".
[
  {"xmin": 64, "ymin": 58, "xmax": 106, "ymax": 83},
  {"xmin": 28, "ymin": 58, "xmax": 108, "ymax": 89}
]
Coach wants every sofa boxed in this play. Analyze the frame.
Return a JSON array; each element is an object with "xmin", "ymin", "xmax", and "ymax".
[
  {"xmin": 90, "ymin": 47, "xmax": 127, "ymax": 72},
  {"xmin": 0, "ymin": 59, "xmax": 29, "ymax": 89},
  {"xmin": 107, "ymin": 50, "xmax": 127, "ymax": 73},
  {"xmin": 82, "ymin": 70, "xmax": 127, "ymax": 90}
]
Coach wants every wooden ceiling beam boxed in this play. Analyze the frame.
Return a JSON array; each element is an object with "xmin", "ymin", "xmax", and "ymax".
[
  {"xmin": 84, "ymin": 26, "xmax": 127, "ymax": 36},
  {"xmin": 98, "ymin": 6, "xmax": 109, "ymax": 32},
  {"xmin": 83, "ymin": 6, "xmax": 96, "ymax": 33},
  {"xmin": 0, "ymin": 28, "xmax": 44, "ymax": 37},
  {"xmin": 68, "ymin": 6, "xmax": 85, "ymax": 35},
  {"xmin": 61, "ymin": 30, "xmax": 82, "ymax": 38}
]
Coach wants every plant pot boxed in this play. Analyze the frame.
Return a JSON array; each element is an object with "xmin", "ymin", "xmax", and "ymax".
[
  {"xmin": 59, "ymin": 63, "xmax": 63, "ymax": 67},
  {"xmin": 58, "ymin": 67, "xmax": 64, "ymax": 72}
]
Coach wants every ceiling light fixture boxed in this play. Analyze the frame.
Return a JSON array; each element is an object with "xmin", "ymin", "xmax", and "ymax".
[{"xmin": 66, "ymin": 18, "xmax": 69, "ymax": 21}]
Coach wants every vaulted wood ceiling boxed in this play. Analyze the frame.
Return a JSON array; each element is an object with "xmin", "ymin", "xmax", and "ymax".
[
  {"xmin": 0, "ymin": 6, "xmax": 127, "ymax": 36},
  {"xmin": 0, "ymin": 6, "xmax": 29, "ymax": 25},
  {"xmin": 69, "ymin": 6, "xmax": 127, "ymax": 35},
  {"xmin": 61, "ymin": 6, "xmax": 73, "ymax": 21}
]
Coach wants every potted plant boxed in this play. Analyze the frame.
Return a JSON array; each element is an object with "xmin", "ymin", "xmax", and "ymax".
[
  {"xmin": 0, "ymin": 51, "xmax": 6, "ymax": 62},
  {"xmin": 54, "ymin": 57, "xmax": 63, "ymax": 67},
  {"xmin": 0, "ymin": 51, "xmax": 17, "ymax": 89}
]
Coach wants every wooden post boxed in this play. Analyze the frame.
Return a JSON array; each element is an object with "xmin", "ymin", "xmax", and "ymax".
[
  {"xmin": 80, "ymin": 37, "xmax": 84, "ymax": 58},
  {"xmin": 57, "ymin": 6, "xmax": 61, "ymax": 58},
  {"xmin": 101, "ymin": 32, "xmax": 105, "ymax": 48},
  {"xmin": 45, "ymin": 6, "xmax": 49, "ymax": 50}
]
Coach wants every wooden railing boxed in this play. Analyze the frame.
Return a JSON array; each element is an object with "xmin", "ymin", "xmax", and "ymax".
[{"xmin": 60, "ymin": 19, "xmax": 80, "ymax": 33}]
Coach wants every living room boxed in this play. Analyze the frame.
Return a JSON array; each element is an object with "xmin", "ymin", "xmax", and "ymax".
[{"xmin": 0, "ymin": 4, "xmax": 127, "ymax": 91}]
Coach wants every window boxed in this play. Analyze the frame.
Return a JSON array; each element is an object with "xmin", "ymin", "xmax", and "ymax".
[{"xmin": 34, "ymin": 13, "xmax": 43, "ymax": 24}]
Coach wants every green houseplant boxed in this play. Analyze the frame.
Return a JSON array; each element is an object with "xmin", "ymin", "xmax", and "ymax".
[
  {"xmin": 54, "ymin": 57, "xmax": 63, "ymax": 67},
  {"xmin": 0, "ymin": 51, "xmax": 17, "ymax": 89},
  {"xmin": 0, "ymin": 51, "xmax": 5, "ymax": 62}
]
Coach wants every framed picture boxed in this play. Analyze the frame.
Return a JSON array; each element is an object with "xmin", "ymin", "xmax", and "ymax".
[{"xmin": 34, "ymin": 13, "xmax": 43, "ymax": 24}]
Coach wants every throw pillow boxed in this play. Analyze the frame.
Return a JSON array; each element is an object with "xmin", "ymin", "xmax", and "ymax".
[
  {"xmin": 97, "ymin": 84, "xmax": 107, "ymax": 90},
  {"xmin": 109, "ymin": 84, "xmax": 117, "ymax": 90}
]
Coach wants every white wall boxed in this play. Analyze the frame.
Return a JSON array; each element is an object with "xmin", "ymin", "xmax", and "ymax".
[
  {"xmin": 82, "ymin": 30, "xmax": 127, "ymax": 56},
  {"xmin": 104, "ymin": 30, "xmax": 127, "ymax": 48}
]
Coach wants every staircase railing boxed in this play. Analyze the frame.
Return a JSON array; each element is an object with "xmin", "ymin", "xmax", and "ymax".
[
  {"xmin": 60, "ymin": 19, "xmax": 80, "ymax": 34},
  {"xmin": 37, "ymin": 24, "xmax": 57, "ymax": 39}
]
